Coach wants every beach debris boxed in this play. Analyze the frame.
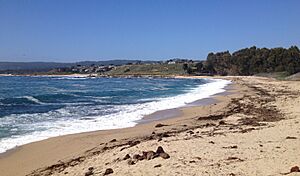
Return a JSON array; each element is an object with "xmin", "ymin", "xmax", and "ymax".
[
  {"xmin": 226, "ymin": 157, "xmax": 244, "ymax": 162},
  {"xmin": 156, "ymin": 132, "xmax": 171, "ymax": 142},
  {"xmin": 240, "ymin": 127, "xmax": 255, "ymax": 133},
  {"xmin": 219, "ymin": 120, "xmax": 226, "ymax": 125},
  {"xmin": 133, "ymin": 154, "xmax": 144, "ymax": 161},
  {"xmin": 194, "ymin": 157, "xmax": 201, "ymax": 160},
  {"xmin": 143, "ymin": 151, "xmax": 157, "ymax": 160},
  {"xmin": 286, "ymin": 136, "xmax": 297, "ymax": 139},
  {"xmin": 160, "ymin": 133, "xmax": 170, "ymax": 138},
  {"xmin": 123, "ymin": 154, "xmax": 131, "ymax": 160},
  {"xmin": 119, "ymin": 140, "xmax": 141, "ymax": 151},
  {"xmin": 290, "ymin": 166, "xmax": 300, "ymax": 172},
  {"xmin": 227, "ymin": 157, "xmax": 239, "ymax": 160},
  {"xmin": 159, "ymin": 152, "xmax": 170, "ymax": 159},
  {"xmin": 187, "ymin": 130, "xmax": 194, "ymax": 135},
  {"xmin": 128, "ymin": 140, "xmax": 141, "ymax": 146},
  {"xmin": 189, "ymin": 160, "xmax": 196, "ymax": 163},
  {"xmin": 154, "ymin": 164, "xmax": 162, "ymax": 168},
  {"xmin": 104, "ymin": 168, "xmax": 114, "ymax": 175},
  {"xmin": 110, "ymin": 139, "xmax": 117, "ymax": 142},
  {"xmin": 127, "ymin": 159, "xmax": 136, "ymax": 165},
  {"xmin": 127, "ymin": 146, "xmax": 170, "ymax": 165},
  {"xmin": 209, "ymin": 141, "xmax": 215, "ymax": 144},
  {"xmin": 223, "ymin": 145, "xmax": 238, "ymax": 149},
  {"xmin": 204, "ymin": 123, "xmax": 216, "ymax": 127},
  {"xmin": 198, "ymin": 114, "xmax": 224, "ymax": 121},
  {"xmin": 155, "ymin": 123, "xmax": 168, "ymax": 128}
]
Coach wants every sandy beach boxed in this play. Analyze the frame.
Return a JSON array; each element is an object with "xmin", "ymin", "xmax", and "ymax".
[{"xmin": 0, "ymin": 76, "xmax": 299, "ymax": 176}]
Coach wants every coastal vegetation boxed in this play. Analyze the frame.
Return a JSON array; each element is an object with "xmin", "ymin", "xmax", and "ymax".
[{"xmin": 190, "ymin": 46, "xmax": 300, "ymax": 76}]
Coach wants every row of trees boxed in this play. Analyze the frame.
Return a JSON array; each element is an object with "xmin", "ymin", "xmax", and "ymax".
[{"xmin": 191, "ymin": 46, "xmax": 300, "ymax": 76}]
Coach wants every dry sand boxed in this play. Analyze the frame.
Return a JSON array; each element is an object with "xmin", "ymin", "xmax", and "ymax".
[{"xmin": 0, "ymin": 76, "xmax": 299, "ymax": 176}]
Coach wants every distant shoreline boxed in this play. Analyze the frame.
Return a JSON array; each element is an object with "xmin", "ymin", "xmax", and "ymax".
[
  {"xmin": 0, "ymin": 73, "xmax": 93, "ymax": 77},
  {"xmin": 0, "ymin": 73, "xmax": 219, "ymax": 79}
]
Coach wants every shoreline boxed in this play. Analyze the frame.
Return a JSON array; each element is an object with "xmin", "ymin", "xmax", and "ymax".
[
  {"xmin": 0, "ymin": 77, "xmax": 231, "ymax": 154},
  {"xmin": 139, "ymin": 83, "xmax": 234, "ymax": 124},
  {"xmin": 0, "ymin": 76, "xmax": 299, "ymax": 176},
  {"xmin": 0, "ymin": 77, "xmax": 230, "ymax": 155}
]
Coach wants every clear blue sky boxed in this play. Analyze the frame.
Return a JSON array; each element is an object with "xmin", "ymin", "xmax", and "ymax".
[{"xmin": 0, "ymin": 0, "xmax": 300, "ymax": 62}]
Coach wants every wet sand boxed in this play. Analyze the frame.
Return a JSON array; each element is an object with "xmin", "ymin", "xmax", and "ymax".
[{"xmin": 0, "ymin": 76, "xmax": 299, "ymax": 176}]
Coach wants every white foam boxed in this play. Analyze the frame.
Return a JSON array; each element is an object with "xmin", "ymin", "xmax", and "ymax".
[
  {"xmin": 0, "ymin": 78, "xmax": 230, "ymax": 153},
  {"xmin": 53, "ymin": 77, "xmax": 88, "ymax": 80},
  {"xmin": 22, "ymin": 96, "xmax": 45, "ymax": 105}
]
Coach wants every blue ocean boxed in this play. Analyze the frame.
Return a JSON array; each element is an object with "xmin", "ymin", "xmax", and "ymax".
[{"xmin": 0, "ymin": 76, "xmax": 230, "ymax": 153}]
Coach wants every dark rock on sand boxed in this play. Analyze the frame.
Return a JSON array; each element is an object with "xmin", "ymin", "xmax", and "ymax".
[
  {"xmin": 123, "ymin": 154, "xmax": 131, "ymax": 160},
  {"xmin": 187, "ymin": 130, "xmax": 194, "ymax": 134},
  {"xmin": 227, "ymin": 157, "xmax": 244, "ymax": 162},
  {"xmin": 88, "ymin": 167, "xmax": 94, "ymax": 171},
  {"xmin": 156, "ymin": 146, "xmax": 165, "ymax": 154},
  {"xmin": 110, "ymin": 139, "xmax": 117, "ymax": 142},
  {"xmin": 227, "ymin": 157, "xmax": 239, "ymax": 160},
  {"xmin": 160, "ymin": 133, "xmax": 170, "ymax": 138},
  {"xmin": 286, "ymin": 136, "xmax": 297, "ymax": 139},
  {"xmin": 104, "ymin": 168, "xmax": 114, "ymax": 175},
  {"xmin": 127, "ymin": 146, "xmax": 170, "ymax": 166},
  {"xmin": 219, "ymin": 120, "xmax": 226, "ymax": 125},
  {"xmin": 223, "ymin": 145, "xmax": 238, "ymax": 149},
  {"xmin": 155, "ymin": 123, "xmax": 168, "ymax": 128},
  {"xmin": 290, "ymin": 166, "xmax": 300, "ymax": 172},
  {"xmin": 159, "ymin": 152, "xmax": 170, "ymax": 159},
  {"xmin": 154, "ymin": 164, "xmax": 162, "ymax": 168},
  {"xmin": 127, "ymin": 159, "xmax": 136, "ymax": 165},
  {"xmin": 133, "ymin": 154, "xmax": 144, "ymax": 161},
  {"xmin": 156, "ymin": 146, "xmax": 170, "ymax": 159}
]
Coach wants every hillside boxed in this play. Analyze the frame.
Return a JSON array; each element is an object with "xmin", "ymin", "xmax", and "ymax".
[{"xmin": 106, "ymin": 63, "xmax": 187, "ymax": 76}]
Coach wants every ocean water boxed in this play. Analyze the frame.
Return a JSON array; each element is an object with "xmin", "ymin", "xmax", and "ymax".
[{"xmin": 0, "ymin": 76, "xmax": 230, "ymax": 153}]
